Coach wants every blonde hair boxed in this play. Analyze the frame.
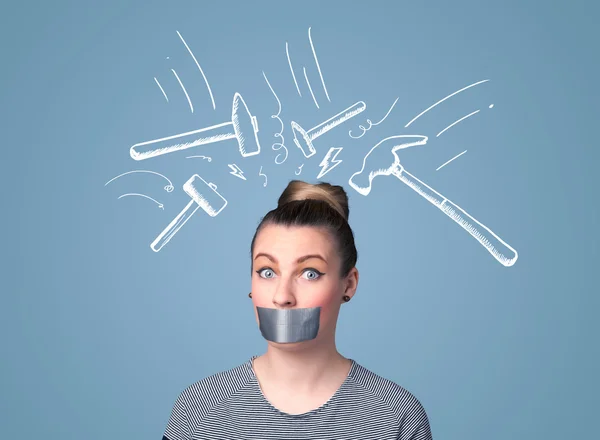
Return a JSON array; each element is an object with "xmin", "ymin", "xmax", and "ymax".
[
  {"xmin": 277, "ymin": 180, "xmax": 349, "ymax": 221},
  {"xmin": 251, "ymin": 180, "xmax": 357, "ymax": 277}
]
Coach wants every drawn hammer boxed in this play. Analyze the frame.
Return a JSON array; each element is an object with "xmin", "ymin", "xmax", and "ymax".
[
  {"xmin": 348, "ymin": 135, "xmax": 518, "ymax": 267},
  {"xmin": 130, "ymin": 92, "xmax": 261, "ymax": 161},
  {"xmin": 151, "ymin": 174, "xmax": 228, "ymax": 252}
]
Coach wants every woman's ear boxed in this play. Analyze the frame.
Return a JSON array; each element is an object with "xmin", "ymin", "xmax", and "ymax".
[{"xmin": 344, "ymin": 267, "xmax": 359, "ymax": 298}]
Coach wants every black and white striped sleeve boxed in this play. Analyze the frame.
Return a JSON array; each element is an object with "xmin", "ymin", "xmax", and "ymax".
[{"xmin": 162, "ymin": 392, "xmax": 191, "ymax": 440}]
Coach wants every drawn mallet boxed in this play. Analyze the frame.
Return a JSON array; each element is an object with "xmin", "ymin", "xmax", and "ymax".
[
  {"xmin": 291, "ymin": 101, "xmax": 366, "ymax": 158},
  {"xmin": 130, "ymin": 92, "xmax": 261, "ymax": 161},
  {"xmin": 151, "ymin": 174, "xmax": 228, "ymax": 252},
  {"xmin": 348, "ymin": 135, "xmax": 518, "ymax": 267}
]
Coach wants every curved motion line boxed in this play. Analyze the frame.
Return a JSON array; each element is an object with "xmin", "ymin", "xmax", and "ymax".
[
  {"xmin": 436, "ymin": 150, "xmax": 467, "ymax": 171},
  {"xmin": 308, "ymin": 27, "xmax": 330, "ymax": 102},
  {"xmin": 118, "ymin": 193, "xmax": 164, "ymax": 210},
  {"xmin": 177, "ymin": 30, "xmax": 216, "ymax": 110},
  {"xmin": 262, "ymin": 71, "xmax": 288, "ymax": 164},
  {"xmin": 171, "ymin": 69, "xmax": 193, "ymax": 113},
  {"xmin": 154, "ymin": 77, "xmax": 169, "ymax": 102},
  {"xmin": 105, "ymin": 170, "xmax": 174, "ymax": 192},
  {"xmin": 259, "ymin": 166, "xmax": 268, "ymax": 187},
  {"xmin": 303, "ymin": 67, "xmax": 319, "ymax": 109},
  {"xmin": 405, "ymin": 79, "xmax": 489, "ymax": 127},
  {"xmin": 436, "ymin": 109, "xmax": 479, "ymax": 137},
  {"xmin": 286, "ymin": 42, "xmax": 302, "ymax": 97},
  {"xmin": 349, "ymin": 97, "xmax": 399, "ymax": 139},
  {"xmin": 185, "ymin": 155, "xmax": 212, "ymax": 161}
]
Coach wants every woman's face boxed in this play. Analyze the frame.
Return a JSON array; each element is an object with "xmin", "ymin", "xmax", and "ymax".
[{"xmin": 251, "ymin": 224, "xmax": 358, "ymax": 348}]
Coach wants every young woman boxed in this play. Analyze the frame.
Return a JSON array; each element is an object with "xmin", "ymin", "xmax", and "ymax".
[{"xmin": 162, "ymin": 180, "xmax": 433, "ymax": 440}]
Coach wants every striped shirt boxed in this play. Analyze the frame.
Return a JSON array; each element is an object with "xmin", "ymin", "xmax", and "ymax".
[{"xmin": 162, "ymin": 356, "xmax": 432, "ymax": 440}]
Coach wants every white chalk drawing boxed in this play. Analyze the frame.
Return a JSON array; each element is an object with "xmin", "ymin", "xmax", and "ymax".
[
  {"xmin": 286, "ymin": 42, "xmax": 302, "ymax": 97},
  {"xmin": 489, "ymin": 104, "xmax": 494, "ymax": 108},
  {"xmin": 303, "ymin": 67, "xmax": 320, "ymax": 109},
  {"xmin": 436, "ymin": 150, "xmax": 468, "ymax": 171},
  {"xmin": 176, "ymin": 30, "xmax": 216, "ymax": 110},
  {"xmin": 437, "ymin": 110, "xmax": 480, "ymax": 137},
  {"xmin": 349, "ymin": 135, "xmax": 518, "ymax": 267},
  {"xmin": 295, "ymin": 164, "xmax": 304, "ymax": 175},
  {"xmin": 105, "ymin": 170, "xmax": 174, "ymax": 192},
  {"xmin": 171, "ymin": 69, "xmax": 193, "ymax": 113},
  {"xmin": 228, "ymin": 163, "xmax": 246, "ymax": 180},
  {"xmin": 317, "ymin": 147, "xmax": 343, "ymax": 179},
  {"xmin": 154, "ymin": 77, "xmax": 169, "ymax": 102},
  {"xmin": 262, "ymin": 71, "xmax": 288, "ymax": 165},
  {"xmin": 118, "ymin": 193, "xmax": 164, "ymax": 210},
  {"xmin": 185, "ymin": 155, "xmax": 212, "ymax": 161},
  {"xmin": 130, "ymin": 92, "xmax": 260, "ymax": 161},
  {"xmin": 308, "ymin": 27, "xmax": 331, "ymax": 103},
  {"xmin": 349, "ymin": 97, "xmax": 399, "ymax": 139},
  {"xmin": 259, "ymin": 166, "xmax": 268, "ymax": 187},
  {"xmin": 151, "ymin": 174, "xmax": 227, "ymax": 252},
  {"xmin": 405, "ymin": 79, "xmax": 489, "ymax": 128},
  {"xmin": 291, "ymin": 101, "xmax": 366, "ymax": 158}
]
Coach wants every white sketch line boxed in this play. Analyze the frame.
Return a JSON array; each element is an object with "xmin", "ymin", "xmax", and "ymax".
[
  {"xmin": 489, "ymin": 104, "xmax": 494, "ymax": 108},
  {"xmin": 228, "ymin": 163, "xmax": 246, "ymax": 180},
  {"xmin": 154, "ymin": 77, "xmax": 169, "ymax": 102},
  {"xmin": 295, "ymin": 164, "xmax": 304, "ymax": 175},
  {"xmin": 437, "ymin": 110, "xmax": 480, "ymax": 137},
  {"xmin": 291, "ymin": 101, "xmax": 366, "ymax": 158},
  {"xmin": 303, "ymin": 67, "xmax": 319, "ymax": 109},
  {"xmin": 130, "ymin": 92, "xmax": 260, "ymax": 160},
  {"xmin": 308, "ymin": 27, "xmax": 330, "ymax": 102},
  {"xmin": 263, "ymin": 71, "xmax": 288, "ymax": 165},
  {"xmin": 405, "ymin": 79, "xmax": 490, "ymax": 127},
  {"xmin": 436, "ymin": 150, "xmax": 467, "ymax": 171},
  {"xmin": 151, "ymin": 175, "xmax": 227, "ymax": 252},
  {"xmin": 348, "ymin": 135, "xmax": 517, "ymax": 267},
  {"xmin": 171, "ymin": 69, "xmax": 193, "ymax": 113},
  {"xmin": 318, "ymin": 147, "xmax": 343, "ymax": 178},
  {"xmin": 105, "ymin": 170, "xmax": 174, "ymax": 192},
  {"xmin": 118, "ymin": 193, "xmax": 164, "ymax": 210},
  {"xmin": 177, "ymin": 30, "xmax": 216, "ymax": 110},
  {"xmin": 259, "ymin": 166, "xmax": 268, "ymax": 187},
  {"xmin": 185, "ymin": 155, "xmax": 212, "ymax": 161},
  {"xmin": 349, "ymin": 97, "xmax": 399, "ymax": 139},
  {"xmin": 286, "ymin": 42, "xmax": 302, "ymax": 97}
]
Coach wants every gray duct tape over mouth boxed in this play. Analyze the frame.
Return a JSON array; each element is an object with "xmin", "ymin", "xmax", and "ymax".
[{"xmin": 256, "ymin": 306, "xmax": 321, "ymax": 343}]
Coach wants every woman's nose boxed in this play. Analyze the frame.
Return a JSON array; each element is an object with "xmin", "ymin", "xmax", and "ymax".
[{"xmin": 272, "ymin": 279, "xmax": 296, "ymax": 307}]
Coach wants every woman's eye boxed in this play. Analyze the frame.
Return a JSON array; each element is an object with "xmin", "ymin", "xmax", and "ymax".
[
  {"xmin": 302, "ymin": 269, "xmax": 322, "ymax": 280},
  {"xmin": 258, "ymin": 268, "xmax": 275, "ymax": 279}
]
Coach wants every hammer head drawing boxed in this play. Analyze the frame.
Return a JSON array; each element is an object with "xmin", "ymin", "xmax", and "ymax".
[
  {"xmin": 232, "ymin": 92, "xmax": 261, "ymax": 157},
  {"xmin": 183, "ymin": 174, "xmax": 228, "ymax": 217},
  {"xmin": 290, "ymin": 121, "xmax": 315, "ymax": 158},
  {"xmin": 349, "ymin": 135, "xmax": 428, "ymax": 196}
]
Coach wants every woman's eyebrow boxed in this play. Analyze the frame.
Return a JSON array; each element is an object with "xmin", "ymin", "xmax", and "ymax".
[
  {"xmin": 296, "ymin": 254, "xmax": 327, "ymax": 264},
  {"xmin": 254, "ymin": 252, "xmax": 277, "ymax": 262},
  {"xmin": 253, "ymin": 253, "xmax": 327, "ymax": 264}
]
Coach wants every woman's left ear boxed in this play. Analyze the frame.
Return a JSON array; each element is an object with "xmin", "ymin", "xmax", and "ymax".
[{"xmin": 344, "ymin": 267, "xmax": 359, "ymax": 295}]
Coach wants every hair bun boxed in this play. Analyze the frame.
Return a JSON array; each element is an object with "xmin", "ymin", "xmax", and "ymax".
[{"xmin": 277, "ymin": 180, "xmax": 349, "ymax": 220}]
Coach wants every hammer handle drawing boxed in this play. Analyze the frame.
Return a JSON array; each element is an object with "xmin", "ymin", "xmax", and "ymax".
[
  {"xmin": 151, "ymin": 200, "xmax": 199, "ymax": 252},
  {"xmin": 391, "ymin": 167, "xmax": 518, "ymax": 266},
  {"xmin": 151, "ymin": 175, "xmax": 228, "ymax": 252},
  {"xmin": 131, "ymin": 122, "xmax": 237, "ymax": 161}
]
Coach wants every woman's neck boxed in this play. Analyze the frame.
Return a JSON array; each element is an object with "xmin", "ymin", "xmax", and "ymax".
[{"xmin": 254, "ymin": 341, "xmax": 351, "ymax": 394}]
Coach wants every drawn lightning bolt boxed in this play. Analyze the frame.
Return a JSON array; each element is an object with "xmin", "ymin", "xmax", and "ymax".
[
  {"xmin": 317, "ymin": 147, "xmax": 343, "ymax": 179},
  {"xmin": 227, "ymin": 163, "xmax": 247, "ymax": 180}
]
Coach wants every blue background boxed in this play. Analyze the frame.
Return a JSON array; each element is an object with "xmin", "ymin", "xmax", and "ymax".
[{"xmin": 2, "ymin": 1, "xmax": 598, "ymax": 438}]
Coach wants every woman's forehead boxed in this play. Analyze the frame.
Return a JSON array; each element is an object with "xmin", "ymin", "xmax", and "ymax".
[{"xmin": 253, "ymin": 225, "xmax": 335, "ymax": 259}]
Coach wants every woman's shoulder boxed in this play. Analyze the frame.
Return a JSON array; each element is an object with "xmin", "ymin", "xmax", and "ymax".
[
  {"xmin": 349, "ymin": 360, "xmax": 430, "ymax": 419},
  {"xmin": 176, "ymin": 357, "xmax": 255, "ymax": 407}
]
